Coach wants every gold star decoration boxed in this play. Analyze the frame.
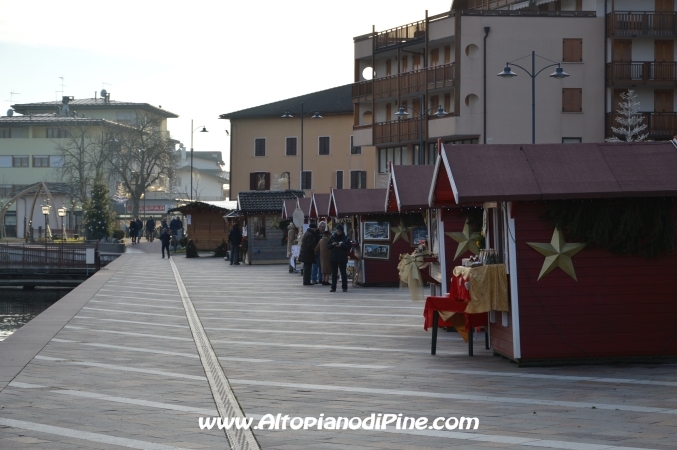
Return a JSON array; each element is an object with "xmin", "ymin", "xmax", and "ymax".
[
  {"xmin": 391, "ymin": 223, "xmax": 411, "ymax": 243},
  {"xmin": 446, "ymin": 219, "xmax": 480, "ymax": 260},
  {"xmin": 270, "ymin": 216, "xmax": 280, "ymax": 229},
  {"xmin": 527, "ymin": 227, "xmax": 586, "ymax": 281}
]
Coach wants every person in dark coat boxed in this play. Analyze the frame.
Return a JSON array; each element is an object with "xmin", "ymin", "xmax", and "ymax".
[
  {"xmin": 228, "ymin": 223, "xmax": 243, "ymax": 265},
  {"xmin": 299, "ymin": 223, "xmax": 318, "ymax": 285},
  {"xmin": 159, "ymin": 228, "xmax": 171, "ymax": 258},
  {"xmin": 327, "ymin": 223, "xmax": 351, "ymax": 292},
  {"xmin": 129, "ymin": 219, "xmax": 137, "ymax": 244},
  {"xmin": 135, "ymin": 217, "xmax": 143, "ymax": 242},
  {"xmin": 145, "ymin": 216, "xmax": 156, "ymax": 242}
]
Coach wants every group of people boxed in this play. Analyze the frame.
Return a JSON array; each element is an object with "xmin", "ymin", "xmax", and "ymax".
[
  {"xmin": 128, "ymin": 216, "xmax": 156, "ymax": 244},
  {"xmin": 299, "ymin": 221, "xmax": 352, "ymax": 292}
]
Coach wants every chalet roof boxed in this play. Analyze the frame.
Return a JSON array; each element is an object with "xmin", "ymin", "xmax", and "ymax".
[
  {"xmin": 311, "ymin": 193, "xmax": 331, "ymax": 218},
  {"xmin": 281, "ymin": 199, "xmax": 298, "ymax": 219},
  {"xmin": 238, "ymin": 190, "xmax": 305, "ymax": 214},
  {"xmin": 439, "ymin": 141, "xmax": 677, "ymax": 203},
  {"xmin": 329, "ymin": 189, "xmax": 388, "ymax": 217},
  {"xmin": 219, "ymin": 84, "xmax": 353, "ymax": 120},
  {"xmin": 168, "ymin": 200, "xmax": 235, "ymax": 214},
  {"xmin": 12, "ymin": 99, "xmax": 178, "ymax": 118},
  {"xmin": 387, "ymin": 165, "xmax": 435, "ymax": 212},
  {"xmin": 298, "ymin": 198, "xmax": 312, "ymax": 217}
]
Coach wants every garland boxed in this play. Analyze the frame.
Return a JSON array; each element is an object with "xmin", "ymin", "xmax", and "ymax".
[{"xmin": 543, "ymin": 198, "xmax": 675, "ymax": 259}]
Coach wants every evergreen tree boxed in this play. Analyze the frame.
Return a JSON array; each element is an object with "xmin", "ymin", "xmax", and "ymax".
[
  {"xmin": 84, "ymin": 172, "xmax": 115, "ymax": 240},
  {"xmin": 606, "ymin": 89, "xmax": 648, "ymax": 142}
]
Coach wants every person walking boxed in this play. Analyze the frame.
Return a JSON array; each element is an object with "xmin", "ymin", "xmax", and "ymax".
[
  {"xmin": 161, "ymin": 217, "xmax": 169, "ymax": 230},
  {"xmin": 159, "ymin": 228, "xmax": 171, "ymax": 258},
  {"xmin": 315, "ymin": 230, "xmax": 331, "ymax": 285},
  {"xmin": 145, "ymin": 216, "xmax": 155, "ymax": 242},
  {"xmin": 311, "ymin": 221, "xmax": 326, "ymax": 284},
  {"xmin": 129, "ymin": 218, "xmax": 137, "ymax": 244},
  {"xmin": 228, "ymin": 223, "xmax": 242, "ymax": 265},
  {"xmin": 299, "ymin": 223, "xmax": 317, "ymax": 286},
  {"xmin": 135, "ymin": 217, "xmax": 143, "ymax": 243},
  {"xmin": 328, "ymin": 223, "xmax": 351, "ymax": 292}
]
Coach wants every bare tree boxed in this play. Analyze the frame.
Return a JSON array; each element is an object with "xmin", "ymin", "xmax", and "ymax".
[
  {"xmin": 606, "ymin": 90, "xmax": 649, "ymax": 142},
  {"xmin": 107, "ymin": 113, "xmax": 178, "ymax": 217}
]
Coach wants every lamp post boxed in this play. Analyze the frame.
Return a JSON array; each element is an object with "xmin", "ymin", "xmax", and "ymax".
[
  {"xmin": 497, "ymin": 50, "xmax": 569, "ymax": 144},
  {"xmin": 190, "ymin": 120, "xmax": 208, "ymax": 201},
  {"xmin": 395, "ymin": 94, "xmax": 448, "ymax": 165},
  {"xmin": 41, "ymin": 205, "xmax": 50, "ymax": 242},
  {"xmin": 282, "ymin": 103, "xmax": 322, "ymax": 190},
  {"xmin": 58, "ymin": 207, "xmax": 66, "ymax": 242}
]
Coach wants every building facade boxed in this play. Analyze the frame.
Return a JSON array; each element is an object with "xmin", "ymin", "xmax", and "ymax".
[{"xmin": 221, "ymin": 85, "xmax": 377, "ymax": 199}]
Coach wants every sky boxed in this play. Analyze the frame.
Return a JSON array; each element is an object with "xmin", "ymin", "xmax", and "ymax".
[{"xmin": 0, "ymin": 0, "xmax": 453, "ymax": 170}]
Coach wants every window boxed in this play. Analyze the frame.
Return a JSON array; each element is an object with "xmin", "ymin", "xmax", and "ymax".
[
  {"xmin": 350, "ymin": 171, "xmax": 367, "ymax": 189},
  {"xmin": 254, "ymin": 138, "xmax": 266, "ymax": 157},
  {"xmin": 431, "ymin": 48, "xmax": 439, "ymax": 66},
  {"xmin": 413, "ymin": 54, "xmax": 421, "ymax": 70},
  {"xmin": 444, "ymin": 93, "xmax": 451, "ymax": 114},
  {"xmin": 116, "ymin": 112, "xmax": 133, "ymax": 124},
  {"xmin": 350, "ymin": 135, "xmax": 361, "ymax": 155},
  {"xmin": 0, "ymin": 129, "xmax": 9, "ymax": 138},
  {"xmin": 301, "ymin": 171, "xmax": 312, "ymax": 190},
  {"xmin": 50, "ymin": 155, "xmax": 64, "ymax": 167},
  {"xmin": 0, "ymin": 156, "xmax": 11, "ymax": 167},
  {"xmin": 33, "ymin": 156, "xmax": 50, "ymax": 167},
  {"xmin": 562, "ymin": 88, "xmax": 583, "ymax": 112},
  {"xmin": 378, "ymin": 147, "xmax": 407, "ymax": 173},
  {"xmin": 46, "ymin": 128, "xmax": 71, "ymax": 139},
  {"xmin": 430, "ymin": 95, "xmax": 439, "ymax": 111},
  {"xmin": 563, "ymin": 39, "xmax": 582, "ymax": 63},
  {"xmin": 427, "ymin": 143, "xmax": 438, "ymax": 165},
  {"xmin": 12, "ymin": 156, "xmax": 28, "ymax": 167},
  {"xmin": 285, "ymin": 137, "xmax": 297, "ymax": 156},
  {"xmin": 0, "ymin": 185, "xmax": 13, "ymax": 197},
  {"xmin": 252, "ymin": 216, "xmax": 266, "ymax": 239},
  {"xmin": 318, "ymin": 137, "xmax": 330, "ymax": 155},
  {"xmin": 562, "ymin": 138, "xmax": 582, "ymax": 143},
  {"xmin": 385, "ymin": 59, "xmax": 392, "ymax": 76},
  {"xmin": 336, "ymin": 170, "xmax": 344, "ymax": 189},
  {"xmin": 249, "ymin": 172, "xmax": 270, "ymax": 191},
  {"xmin": 9, "ymin": 128, "xmax": 23, "ymax": 138},
  {"xmin": 402, "ymin": 55, "xmax": 408, "ymax": 72},
  {"xmin": 444, "ymin": 45, "xmax": 451, "ymax": 64}
]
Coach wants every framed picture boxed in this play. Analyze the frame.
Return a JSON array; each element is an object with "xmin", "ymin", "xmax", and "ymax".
[
  {"xmin": 411, "ymin": 226, "xmax": 428, "ymax": 246},
  {"xmin": 363, "ymin": 243, "xmax": 390, "ymax": 260},
  {"xmin": 363, "ymin": 221, "xmax": 390, "ymax": 241}
]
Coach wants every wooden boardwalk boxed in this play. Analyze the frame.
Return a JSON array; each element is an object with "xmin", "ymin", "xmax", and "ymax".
[{"xmin": 0, "ymin": 251, "xmax": 675, "ymax": 449}]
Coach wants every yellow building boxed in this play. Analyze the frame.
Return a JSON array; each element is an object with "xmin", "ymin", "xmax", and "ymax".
[{"xmin": 220, "ymin": 85, "xmax": 377, "ymax": 199}]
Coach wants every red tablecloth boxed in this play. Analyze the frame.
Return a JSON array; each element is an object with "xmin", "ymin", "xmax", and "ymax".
[{"xmin": 423, "ymin": 295, "xmax": 488, "ymax": 332}]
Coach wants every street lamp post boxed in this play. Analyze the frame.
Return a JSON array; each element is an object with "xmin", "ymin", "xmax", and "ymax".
[
  {"xmin": 190, "ymin": 120, "xmax": 208, "ymax": 201},
  {"xmin": 497, "ymin": 50, "xmax": 569, "ymax": 144},
  {"xmin": 58, "ymin": 207, "xmax": 66, "ymax": 242},
  {"xmin": 395, "ymin": 94, "xmax": 448, "ymax": 165},
  {"xmin": 41, "ymin": 205, "xmax": 50, "ymax": 242},
  {"xmin": 282, "ymin": 103, "xmax": 322, "ymax": 190}
]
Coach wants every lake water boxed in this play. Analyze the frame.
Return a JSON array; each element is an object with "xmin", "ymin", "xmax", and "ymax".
[{"xmin": 0, "ymin": 288, "xmax": 71, "ymax": 341}]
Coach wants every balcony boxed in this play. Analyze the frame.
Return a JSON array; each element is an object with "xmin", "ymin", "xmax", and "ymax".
[
  {"xmin": 606, "ymin": 62, "xmax": 677, "ymax": 87},
  {"xmin": 607, "ymin": 12, "xmax": 677, "ymax": 37},
  {"xmin": 352, "ymin": 63, "xmax": 456, "ymax": 102},
  {"xmin": 606, "ymin": 112, "xmax": 677, "ymax": 140},
  {"xmin": 373, "ymin": 20, "xmax": 426, "ymax": 52},
  {"xmin": 374, "ymin": 118, "xmax": 423, "ymax": 146}
]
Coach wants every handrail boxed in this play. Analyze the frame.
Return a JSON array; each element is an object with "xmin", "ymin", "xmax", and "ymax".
[
  {"xmin": 606, "ymin": 61, "xmax": 677, "ymax": 86},
  {"xmin": 607, "ymin": 11, "xmax": 677, "ymax": 36},
  {"xmin": 606, "ymin": 111, "xmax": 677, "ymax": 139},
  {"xmin": 352, "ymin": 63, "xmax": 456, "ymax": 100}
]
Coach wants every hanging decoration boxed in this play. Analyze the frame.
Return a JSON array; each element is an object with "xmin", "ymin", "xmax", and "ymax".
[
  {"xmin": 527, "ymin": 227, "xmax": 586, "ymax": 281},
  {"xmin": 446, "ymin": 219, "xmax": 481, "ymax": 260}
]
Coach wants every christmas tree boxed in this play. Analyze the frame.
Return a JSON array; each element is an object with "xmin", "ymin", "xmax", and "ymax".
[
  {"xmin": 606, "ymin": 89, "xmax": 648, "ymax": 142},
  {"xmin": 84, "ymin": 172, "xmax": 115, "ymax": 240}
]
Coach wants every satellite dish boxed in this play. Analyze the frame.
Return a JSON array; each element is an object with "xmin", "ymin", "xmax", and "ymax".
[
  {"xmin": 6, "ymin": 109, "xmax": 13, "ymax": 117},
  {"xmin": 100, "ymin": 89, "xmax": 107, "ymax": 97},
  {"xmin": 292, "ymin": 208, "xmax": 304, "ymax": 228}
]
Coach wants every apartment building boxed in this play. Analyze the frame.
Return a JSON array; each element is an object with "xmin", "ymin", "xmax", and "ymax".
[
  {"xmin": 221, "ymin": 85, "xmax": 377, "ymax": 199},
  {"xmin": 352, "ymin": 0, "xmax": 610, "ymax": 185},
  {"xmin": 0, "ymin": 96, "xmax": 178, "ymax": 237},
  {"xmin": 175, "ymin": 148, "xmax": 229, "ymax": 201}
]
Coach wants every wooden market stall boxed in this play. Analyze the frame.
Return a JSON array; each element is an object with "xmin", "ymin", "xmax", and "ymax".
[
  {"xmin": 237, "ymin": 190, "xmax": 304, "ymax": 264},
  {"xmin": 168, "ymin": 201, "xmax": 232, "ymax": 251},
  {"xmin": 311, "ymin": 193, "xmax": 331, "ymax": 222},
  {"xmin": 428, "ymin": 141, "xmax": 677, "ymax": 365}
]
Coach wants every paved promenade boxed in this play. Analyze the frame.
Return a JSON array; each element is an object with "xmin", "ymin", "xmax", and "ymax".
[{"xmin": 0, "ymin": 244, "xmax": 676, "ymax": 449}]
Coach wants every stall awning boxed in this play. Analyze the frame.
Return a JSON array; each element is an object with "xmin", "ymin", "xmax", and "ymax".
[
  {"xmin": 438, "ymin": 141, "xmax": 677, "ymax": 203},
  {"xmin": 386, "ymin": 165, "xmax": 435, "ymax": 212},
  {"xmin": 311, "ymin": 193, "xmax": 331, "ymax": 218},
  {"xmin": 329, "ymin": 188, "xmax": 388, "ymax": 217}
]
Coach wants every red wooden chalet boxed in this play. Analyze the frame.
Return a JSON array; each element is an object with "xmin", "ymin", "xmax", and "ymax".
[
  {"xmin": 429, "ymin": 141, "xmax": 677, "ymax": 365},
  {"xmin": 310, "ymin": 193, "xmax": 331, "ymax": 221}
]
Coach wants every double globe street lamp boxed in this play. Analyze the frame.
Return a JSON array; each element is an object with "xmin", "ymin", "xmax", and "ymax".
[
  {"xmin": 395, "ymin": 94, "xmax": 447, "ymax": 165},
  {"xmin": 497, "ymin": 51, "xmax": 569, "ymax": 144},
  {"xmin": 282, "ymin": 103, "xmax": 322, "ymax": 190},
  {"xmin": 58, "ymin": 207, "xmax": 66, "ymax": 242},
  {"xmin": 190, "ymin": 120, "xmax": 208, "ymax": 201}
]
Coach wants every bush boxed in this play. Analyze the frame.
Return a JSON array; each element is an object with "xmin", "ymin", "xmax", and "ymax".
[{"xmin": 112, "ymin": 229, "xmax": 125, "ymax": 240}]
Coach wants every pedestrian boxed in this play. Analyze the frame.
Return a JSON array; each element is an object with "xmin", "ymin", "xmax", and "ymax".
[
  {"xmin": 299, "ymin": 223, "xmax": 317, "ymax": 286},
  {"xmin": 328, "ymin": 223, "xmax": 351, "ymax": 292},
  {"xmin": 161, "ymin": 217, "xmax": 169, "ymax": 230},
  {"xmin": 135, "ymin": 217, "xmax": 143, "ymax": 243},
  {"xmin": 315, "ymin": 230, "xmax": 331, "ymax": 285},
  {"xmin": 311, "ymin": 221, "xmax": 326, "ymax": 284},
  {"xmin": 129, "ymin": 218, "xmax": 137, "ymax": 244},
  {"xmin": 145, "ymin": 216, "xmax": 155, "ymax": 242},
  {"xmin": 228, "ymin": 223, "xmax": 242, "ymax": 265},
  {"xmin": 159, "ymin": 228, "xmax": 171, "ymax": 258}
]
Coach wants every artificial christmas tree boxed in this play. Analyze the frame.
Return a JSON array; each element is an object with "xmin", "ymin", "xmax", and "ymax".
[{"xmin": 84, "ymin": 172, "xmax": 115, "ymax": 240}]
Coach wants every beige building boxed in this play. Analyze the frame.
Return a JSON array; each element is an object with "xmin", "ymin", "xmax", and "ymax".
[
  {"xmin": 221, "ymin": 85, "xmax": 377, "ymax": 199},
  {"xmin": 352, "ymin": 0, "xmax": 612, "ymax": 186}
]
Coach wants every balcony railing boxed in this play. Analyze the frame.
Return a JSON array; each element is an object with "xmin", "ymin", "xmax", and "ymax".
[
  {"xmin": 606, "ymin": 112, "xmax": 677, "ymax": 140},
  {"xmin": 607, "ymin": 12, "xmax": 677, "ymax": 37},
  {"xmin": 374, "ymin": 118, "xmax": 423, "ymax": 146},
  {"xmin": 606, "ymin": 62, "xmax": 677, "ymax": 86},
  {"xmin": 352, "ymin": 63, "xmax": 456, "ymax": 101},
  {"xmin": 374, "ymin": 20, "xmax": 426, "ymax": 51}
]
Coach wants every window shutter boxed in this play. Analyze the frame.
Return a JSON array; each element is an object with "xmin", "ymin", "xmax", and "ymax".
[
  {"xmin": 264, "ymin": 173, "xmax": 271, "ymax": 190},
  {"xmin": 563, "ymin": 39, "xmax": 582, "ymax": 63},
  {"xmin": 573, "ymin": 39, "xmax": 582, "ymax": 62},
  {"xmin": 250, "ymin": 173, "xmax": 257, "ymax": 190},
  {"xmin": 575, "ymin": 89, "xmax": 582, "ymax": 112},
  {"xmin": 350, "ymin": 171, "xmax": 358, "ymax": 189},
  {"xmin": 336, "ymin": 171, "xmax": 343, "ymax": 189},
  {"xmin": 360, "ymin": 171, "xmax": 367, "ymax": 189},
  {"xmin": 562, "ymin": 88, "xmax": 583, "ymax": 112}
]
